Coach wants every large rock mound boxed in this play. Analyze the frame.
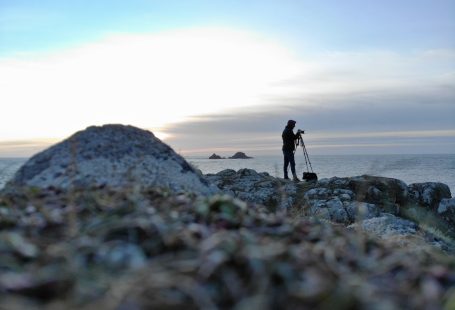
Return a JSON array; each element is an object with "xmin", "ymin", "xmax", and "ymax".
[{"xmin": 3, "ymin": 125, "xmax": 216, "ymax": 195}]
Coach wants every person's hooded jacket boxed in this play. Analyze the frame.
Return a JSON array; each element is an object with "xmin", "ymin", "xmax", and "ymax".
[{"xmin": 282, "ymin": 125, "xmax": 299, "ymax": 151}]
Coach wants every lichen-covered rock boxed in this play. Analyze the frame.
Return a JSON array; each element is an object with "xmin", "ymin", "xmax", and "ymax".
[
  {"xmin": 303, "ymin": 176, "xmax": 388, "ymax": 225},
  {"xmin": 347, "ymin": 175, "xmax": 408, "ymax": 213},
  {"xmin": 309, "ymin": 175, "xmax": 407, "ymax": 215},
  {"xmin": 438, "ymin": 198, "xmax": 455, "ymax": 225},
  {"xmin": 304, "ymin": 188, "xmax": 332, "ymax": 200},
  {"xmin": 300, "ymin": 177, "xmax": 398, "ymax": 225},
  {"xmin": 348, "ymin": 213, "xmax": 418, "ymax": 238},
  {"xmin": 206, "ymin": 169, "xmax": 453, "ymax": 251},
  {"xmin": 408, "ymin": 182, "xmax": 452, "ymax": 211},
  {"xmin": 205, "ymin": 169, "xmax": 296, "ymax": 210},
  {"xmin": 305, "ymin": 196, "xmax": 350, "ymax": 224},
  {"xmin": 3, "ymin": 125, "xmax": 217, "ymax": 195},
  {"xmin": 345, "ymin": 202, "xmax": 381, "ymax": 222},
  {"xmin": 280, "ymin": 175, "xmax": 454, "ymax": 241},
  {"xmin": 304, "ymin": 196, "xmax": 379, "ymax": 225}
]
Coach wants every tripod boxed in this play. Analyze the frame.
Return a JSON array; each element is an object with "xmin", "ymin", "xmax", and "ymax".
[{"xmin": 295, "ymin": 133, "xmax": 317, "ymax": 181}]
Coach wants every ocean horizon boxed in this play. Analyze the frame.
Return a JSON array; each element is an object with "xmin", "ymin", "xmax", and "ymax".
[{"xmin": 1, "ymin": 154, "xmax": 454, "ymax": 195}]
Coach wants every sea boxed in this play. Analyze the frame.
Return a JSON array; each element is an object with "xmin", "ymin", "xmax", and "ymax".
[{"xmin": 0, "ymin": 154, "xmax": 454, "ymax": 195}]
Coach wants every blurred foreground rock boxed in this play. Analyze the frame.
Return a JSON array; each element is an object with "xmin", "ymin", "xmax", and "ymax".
[{"xmin": 0, "ymin": 188, "xmax": 454, "ymax": 309}]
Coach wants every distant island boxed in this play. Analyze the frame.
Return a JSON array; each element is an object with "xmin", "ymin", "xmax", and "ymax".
[
  {"xmin": 229, "ymin": 152, "xmax": 252, "ymax": 159},
  {"xmin": 208, "ymin": 152, "xmax": 253, "ymax": 159},
  {"xmin": 209, "ymin": 153, "xmax": 225, "ymax": 159}
]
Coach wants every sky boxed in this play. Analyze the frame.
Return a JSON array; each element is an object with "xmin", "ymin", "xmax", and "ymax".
[{"xmin": 0, "ymin": 0, "xmax": 454, "ymax": 157}]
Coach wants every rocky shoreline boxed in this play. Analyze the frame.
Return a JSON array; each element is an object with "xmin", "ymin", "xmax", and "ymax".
[
  {"xmin": 206, "ymin": 169, "xmax": 455, "ymax": 250},
  {"xmin": 0, "ymin": 125, "xmax": 454, "ymax": 309}
]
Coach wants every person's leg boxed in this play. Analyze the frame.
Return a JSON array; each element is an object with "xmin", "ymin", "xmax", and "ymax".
[
  {"xmin": 289, "ymin": 153, "xmax": 300, "ymax": 181},
  {"xmin": 289, "ymin": 153, "xmax": 296, "ymax": 175},
  {"xmin": 283, "ymin": 150, "xmax": 290, "ymax": 179}
]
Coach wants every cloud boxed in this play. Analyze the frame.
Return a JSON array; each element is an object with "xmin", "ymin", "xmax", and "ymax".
[
  {"xmin": 0, "ymin": 26, "xmax": 454, "ymax": 156},
  {"xmin": 166, "ymin": 114, "xmax": 455, "ymax": 155},
  {"xmin": 0, "ymin": 27, "xmax": 302, "ymax": 141},
  {"xmin": 162, "ymin": 48, "xmax": 455, "ymax": 155}
]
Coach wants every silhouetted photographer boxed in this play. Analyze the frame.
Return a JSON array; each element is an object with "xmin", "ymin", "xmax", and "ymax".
[
  {"xmin": 282, "ymin": 119, "xmax": 317, "ymax": 182},
  {"xmin": 282, "ymin": 120, "xmax": 303, "ymax": 181}
]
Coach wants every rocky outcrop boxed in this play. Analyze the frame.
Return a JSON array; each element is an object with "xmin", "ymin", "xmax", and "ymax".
[
  {"xmin": 301, "ymin": 179, "xmax": 378, "ymax": 224},
  {"xmin": 408, "ymin": 182, "xmax": 452, "ymax": 210},
  {"xmin": 348, "ymin": 213, "xmax": 418, "ymax": 238},
  {"xmin": 438, "ymin": 198, "xmax": 455, "ymax": 227},
  {"xmin": 295, "ymin": 176, "xmax": 453, "ymax": 230},
  {"xmin": 345, "ymin": 175, "xmax": 409, "ymax": 213},
  {"xmin": 209, "ymin": 153, "xmax": 224, "ymax": 159},
  {"xmin": 206, "ymin": 171, "xmax": 453, "ymax": 226},
  {"xmin": 207, "ymin": 171, "xmax": 454, "ymax": 251},
  {"xmin": 205, "ymin": 169, "xmax": 296, "ymax": 210},
  {"xmin": 3, "ymin": 125, "xmax": 217, "ymax": 195},
  {"xmin": 298, "ymin": 175, "xmax": 409, "ymax": 225},
  {"xmin": 229, "ymin": 152, "xmax": 252, "ymax": 159}
]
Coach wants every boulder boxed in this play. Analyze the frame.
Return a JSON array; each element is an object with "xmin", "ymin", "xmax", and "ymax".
[
  {"xmin": 3, "ymin": 125, "xmax": 216, "ymax": 195},
  {"xmin": 229, "ymin": 152, "xmax": 252, "ymax": 159},
  {"xmin": 348, "ymin": 214, "xmax": 418, "ymax": 238},
  {"xmin": 301, "ymin": 176, "xmax": 404, "ymax": 218},
  {"xmin": 303, "ymin": 188, "xmax": 379, "ymax": 224},
  {"xmin": 438, "ymin": 198, "xmax": 455, "ymax": 226},
  {"xmin": 263, "ymin": 175, "xmax": 454, "ymax": 232},
  {"xmin": 344, "ymin": 202, "xmax": 381, "ymax": 222},
  {"xmin": 347, "ymin": 175, "xmax": 408, "ymax": 213},
  {"xmin": 347, "ymin": 213, "xmax": 454, "ymax": 253},
  {"xmin": 205, "ymin": 168, "xmax": 296, "ymax": 210},
  {"xmin": 408, "ymin": 182, "xmax": 452, "ymax": 211}
]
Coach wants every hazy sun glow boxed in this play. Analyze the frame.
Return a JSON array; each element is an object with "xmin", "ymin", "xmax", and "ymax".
[{"xmin": 0, "ymin": 28, "xmax": 302, "ymax": 141}]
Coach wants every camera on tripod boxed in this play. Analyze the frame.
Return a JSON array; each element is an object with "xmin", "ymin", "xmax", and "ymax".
[{"xmin": 294, "ymin": 129, "xmax": 318, "ymax": 182}]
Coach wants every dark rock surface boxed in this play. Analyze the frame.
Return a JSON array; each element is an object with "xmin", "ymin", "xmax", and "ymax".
[
  {"xmin": 205, "ymin": 168, "xmax": 296, "ymax": 210},
  {"xmin": 408, "ymin": 182, "xmax": 452, "ymax": 210},
  {"xmin": 3, "ymin": 125, "xmax": 217, "ymax": 195},
  {"xmin": 438, "ymin": 198, "xmax": 455, "ymax": 227},
  {"xmin": 229, "ymin": 152, "xmax": 252, "ymax": 159},
  {"xmin": 209, "ymin": 153, "xmax": 224, "ymax": 159}
]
